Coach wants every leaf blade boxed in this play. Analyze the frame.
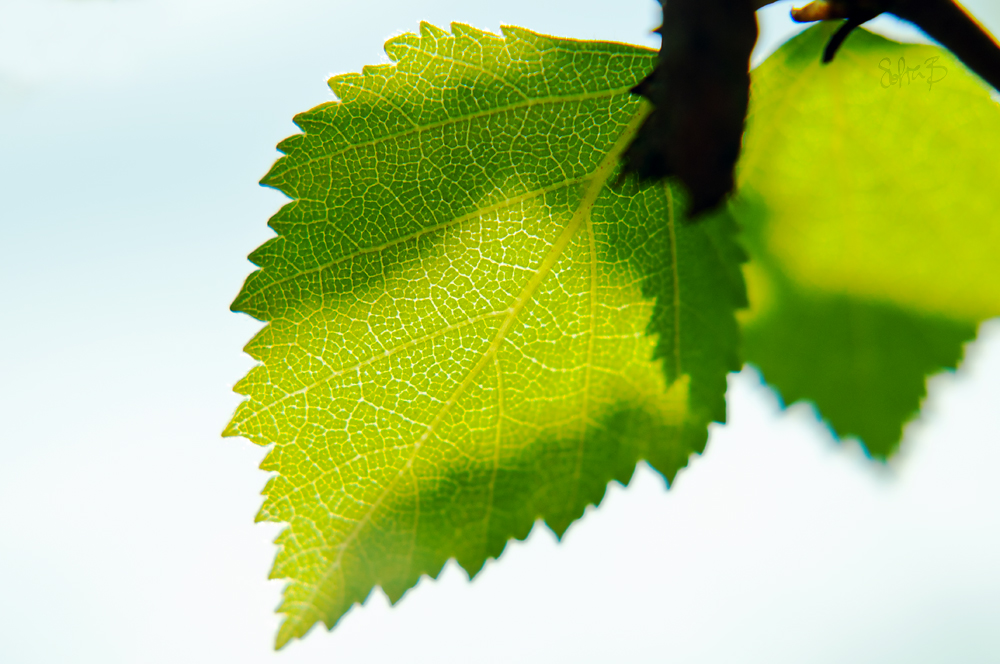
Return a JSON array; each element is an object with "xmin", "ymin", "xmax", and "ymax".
[
  {"xmin": 226, "ymin": 23, "xmax": 745, "ymax": 647},
  {"xmin": 736, "ymin": 24, "xmax": 1000, "ymax": 456}
]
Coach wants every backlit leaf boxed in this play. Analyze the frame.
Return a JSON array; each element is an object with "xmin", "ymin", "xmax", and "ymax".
[
  {"xmin": 735, "ymin": 23, "xmax": 1000, "ymax": 457},
  {"xmin": 225, "ymin": 23, "xmax": 745, "ymax": 648}
]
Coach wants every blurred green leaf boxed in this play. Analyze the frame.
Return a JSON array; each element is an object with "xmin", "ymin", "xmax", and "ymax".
[
  {"xmin": 225, "ymin": 23, "xmax": 745, "ymax": 648},
  {"xmin": 735, "ymin": 23, "xmax": 1000, "ymax": 456}
]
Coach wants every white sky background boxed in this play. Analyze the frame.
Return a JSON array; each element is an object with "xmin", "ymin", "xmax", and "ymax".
[{"xmin": 1, "ymin": 0, "xmax": 998, "ymax": 662}]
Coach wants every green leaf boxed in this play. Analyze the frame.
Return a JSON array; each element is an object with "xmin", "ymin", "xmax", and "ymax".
[
  {"xmin": 225, "ymin": 23, "xmax": 745, "ymax": 648},
  {"xmin": 734, "ymin": 23, "xmax": 1000, "ymax": 457}
]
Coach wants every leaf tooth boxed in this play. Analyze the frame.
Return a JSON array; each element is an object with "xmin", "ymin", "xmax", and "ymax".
[
  {"xmin": 419, "ymin": 21, "xmax": 449, "ymax": 40},
  {"xmin": 382, "ymin": 32, "xmax": 418, "ymax": 63},
  {"xmin": 326, "ymin": 71, "xmax": 366, "ymax": 101},
  {"xmin": 450, "ymin": 22, "xmax": 489, "ymax": 41}
]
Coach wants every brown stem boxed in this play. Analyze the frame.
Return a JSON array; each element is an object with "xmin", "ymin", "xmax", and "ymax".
[{"xmin": 893, "ymin": 0, "xmax": 1000, "ymax": 92}]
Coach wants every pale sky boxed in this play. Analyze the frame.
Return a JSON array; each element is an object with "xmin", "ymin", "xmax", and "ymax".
[{"xmin": 1, "ymin": 1, "xmax": 998, "ymax": 662}]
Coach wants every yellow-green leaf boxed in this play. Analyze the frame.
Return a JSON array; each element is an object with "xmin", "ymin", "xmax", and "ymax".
[
  {"xmin": 225, "ymin": 23, "xmax": 745, "ymax": 648},
  {"xmin": 735, "ymin": 23, "xmax": 1000, "ymax": 456}
]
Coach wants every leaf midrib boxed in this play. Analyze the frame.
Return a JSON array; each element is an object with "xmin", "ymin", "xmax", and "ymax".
[{"xmin": 283, "ymin": 103, "xmax": 652, "ymax": 638}]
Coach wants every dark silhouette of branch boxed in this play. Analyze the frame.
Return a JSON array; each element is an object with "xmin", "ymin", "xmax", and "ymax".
[
  {"xmin": 620, "ymin": 0, "xmax": 758, "ymax": 218},
  {"xmin": 793, "ymin": 0, "xmax": 1000, "ymax": 90},
  {"xmin": 622, "ymin": 0, "xmax": 1000, "ymax": 221}
]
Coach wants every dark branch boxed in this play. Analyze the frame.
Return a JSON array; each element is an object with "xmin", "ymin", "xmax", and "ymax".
[
  {"xmin": 619, "ymin": 0, "xmax": 758, "ymax": 220},
  {"xmin": 620, "ymin": 0, "xmax": 1000, "ymax": 222},
  {"xmin": 823, "ymin": 13, "xmax": 879, "ymax": 62},
  {"xmin": 793, "ymin": 1, "xmax": 1000, "ymax": 91}
]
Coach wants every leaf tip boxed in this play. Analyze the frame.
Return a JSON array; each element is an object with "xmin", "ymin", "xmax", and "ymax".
[{"xmin": 274, "ymin": 619, "xmax": 296, "ymax": 651}]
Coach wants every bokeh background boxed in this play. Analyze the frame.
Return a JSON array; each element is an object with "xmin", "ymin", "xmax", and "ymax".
[{"xmin": 1, "ymin": 1, "xmax": 998, "ymax": 661}]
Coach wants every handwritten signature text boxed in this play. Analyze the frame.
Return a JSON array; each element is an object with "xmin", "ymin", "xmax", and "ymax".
[{"xmin": 879, "ymin": 56, "xmax": 948, "ymax": 90}]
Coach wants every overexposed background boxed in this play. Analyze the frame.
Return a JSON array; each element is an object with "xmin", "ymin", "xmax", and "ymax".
[{"xmin": 1, "ymin": 1, "xmax": 998, "ymax": 661}]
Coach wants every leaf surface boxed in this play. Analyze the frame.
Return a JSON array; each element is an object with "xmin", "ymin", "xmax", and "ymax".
[
  {"xmin": 735, "ymin": 24, "xmax": 1000, "ymax": 456},
  {"xmin": 225, "ymin": 23, "xmax": 745, "ymax": 648}
]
